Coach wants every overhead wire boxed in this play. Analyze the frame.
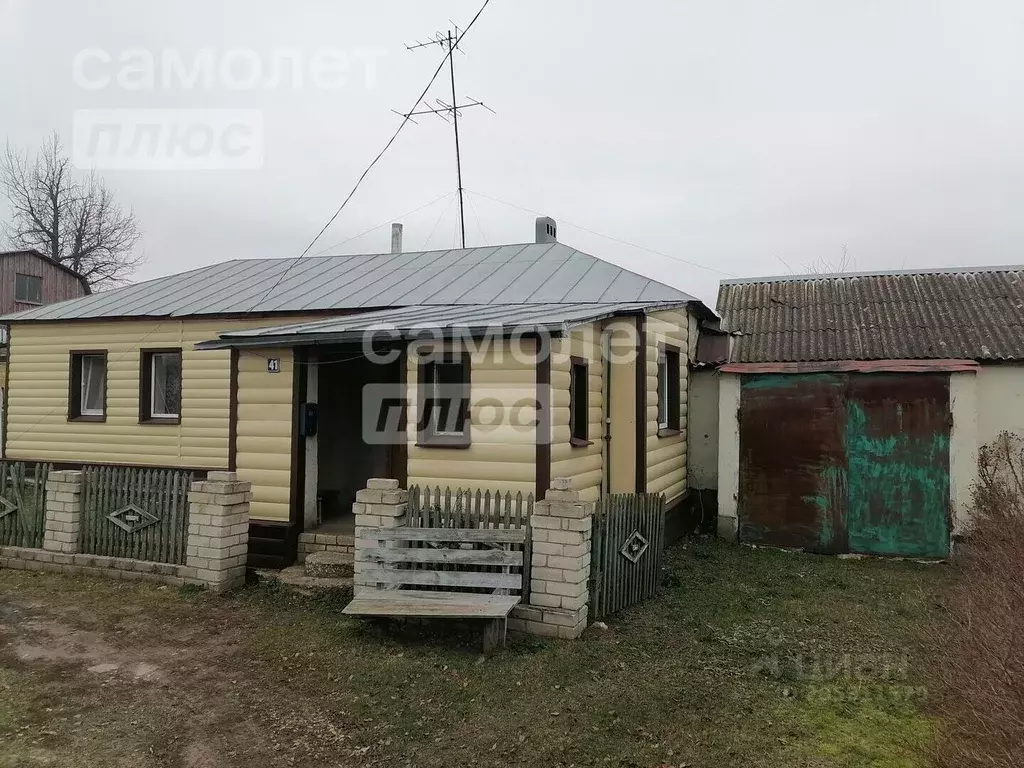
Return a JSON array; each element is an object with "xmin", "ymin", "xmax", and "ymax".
[
  {"xmin": 464, "ymin": 188, "xmax": 741, "ymax": 278},
  {"xmin": 305, "ymin": 191, "xmax": 455, "ymax": 258},
  {"xmin": 9, "ymin": 3, "xmax": 497, "ymax": 438},
  {"xmin": 245, "ymin": 0, "xmax": 495, "ymax": 314}
]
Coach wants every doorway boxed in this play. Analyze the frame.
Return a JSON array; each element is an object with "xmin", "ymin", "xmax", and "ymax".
[{"xmin": 307, "ymin": 347, "xmax": 403, "ymax": 532}]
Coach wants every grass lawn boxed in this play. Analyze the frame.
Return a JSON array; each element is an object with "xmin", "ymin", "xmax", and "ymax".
[{"xmin": 0, "ymin": 538, "xmax": 947, "ymax": 768}]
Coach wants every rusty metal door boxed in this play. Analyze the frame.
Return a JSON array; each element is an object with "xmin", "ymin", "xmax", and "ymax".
[
  {"xmin": 737, "ymin": 373, "xmax": 950, "ymax": 557},
  {"xmin": 843, "ymin": 374, "xmax": 950, "ymax": 557},
  {"xmin": 738, "ymin": 374, "xmax": 847, "ymax": 553}
]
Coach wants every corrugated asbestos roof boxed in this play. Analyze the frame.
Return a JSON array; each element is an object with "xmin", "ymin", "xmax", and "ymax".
[
  {"xmin": 717, "ymin": 267, "xmax": 1024, "ymax": 362},
  {"xmin": 196, "ymin": 302, "xmax": 667, "ymax": 349},
  {"xmin": 2, "ymin": 243, "xmax": 697, "ymax": 322}
]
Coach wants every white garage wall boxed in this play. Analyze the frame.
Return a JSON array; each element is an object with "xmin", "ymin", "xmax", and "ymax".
[{"xmin": 976, "ymin": 365, "xmax": 1024, "ymax": 446}]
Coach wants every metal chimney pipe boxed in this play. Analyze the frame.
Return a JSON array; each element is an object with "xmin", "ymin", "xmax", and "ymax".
[{"xmin": 391, "ymin": 223, "xmax": 404, "ymax": 255}]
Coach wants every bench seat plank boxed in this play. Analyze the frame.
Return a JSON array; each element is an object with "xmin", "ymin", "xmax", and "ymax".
[
  {"xmin": 358, "ymin": 567, "xmax": 521, "ymax": 590},
  {"xmin": 362, "ymin": 527, "xmax": 526, "ymax": 544},
  {"xmin": 343, "ymin": 591, "xmax": 520, "ymax": 619},
  {"xmin": 357, "ymin": 547, "xmax": 523, "ymax": 567}
]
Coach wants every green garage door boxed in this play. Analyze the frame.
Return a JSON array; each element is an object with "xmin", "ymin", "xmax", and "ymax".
[{"xmin": 738, "ymin": 372, "xmax": 950, "ymax": 558}]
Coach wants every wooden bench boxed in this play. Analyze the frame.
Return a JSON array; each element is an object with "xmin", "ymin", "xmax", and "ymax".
[{"xmin": 343, "ymin": 526, "xmax": 526, "ymax": 651}]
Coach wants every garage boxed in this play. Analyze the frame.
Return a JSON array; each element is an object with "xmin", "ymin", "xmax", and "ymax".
[
  {"xmin": 737, "ymin": 371, "xmax": 951, "ymax": 557},
  {"xmin": 705, "ymin": 266, "xmax": 1024, "ymax": 559}
]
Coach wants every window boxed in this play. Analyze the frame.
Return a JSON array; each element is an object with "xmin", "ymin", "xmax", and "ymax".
[
  {"xmin": 570, "ymin": 357, "xmax": 590, "ymax": 446},
  {"xmin": 15, "ymin": 274, "xmax": 42, "ymax": 304},
  {"xmin": 68, "ymin": 351, "xmax": 107, "ymax": 421},
  {"xmin": 657, "ymin": 344, "xmax": 681, "ymax": 435},
  {"xmin": 417, "ymin": 352, "xmax": 470, "ymax": 447},
  {"xmin": 140, "ymin": 349, "xmax": 182, "ymax": 422}
]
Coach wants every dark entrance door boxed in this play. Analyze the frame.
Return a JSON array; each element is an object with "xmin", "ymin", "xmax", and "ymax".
[{"xmin": 737, "ymin": 372, "xmax": 950, "ymax": 557}]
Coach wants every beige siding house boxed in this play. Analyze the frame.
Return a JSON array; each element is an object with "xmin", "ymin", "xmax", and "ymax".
[{"xmin": 1, "ymin": 224, "xmax": 715, "ymax": 565}]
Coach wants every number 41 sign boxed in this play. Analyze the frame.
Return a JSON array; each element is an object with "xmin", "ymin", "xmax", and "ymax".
[{"xmin": 267, "ymin": 358, "xmax": 281, "ymax": 374}]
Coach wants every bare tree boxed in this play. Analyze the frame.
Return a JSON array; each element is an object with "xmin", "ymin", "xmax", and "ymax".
[
  {"xmin": 1, "ymin": 133, "xmax": 142, "ymax": 289},
  {"xmin": 802, "ymin": 244, "xmax": 853, "ymax": 275}
]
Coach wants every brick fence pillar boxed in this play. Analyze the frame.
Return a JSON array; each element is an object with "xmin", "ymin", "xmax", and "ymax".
[
  {"xmin": 353, "ymin": 478, "xmax": 408, "ymax": 594},
  {"xmin": 43, "ymin": 470, "xmax": 84, "ymax": 554},
  {"xmin": 186, "ymin": 470, "xmax": 251, "ymax": 593},
  {"xmin": 512, "ymin": 477, "xmax": 593, "ymax": 639}
]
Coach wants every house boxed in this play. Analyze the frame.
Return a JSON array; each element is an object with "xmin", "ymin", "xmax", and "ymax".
[
  {"xmin": 690, "ymin": 265, "xmax": 1024, "ymax": 558},
  {"xmin": 0, "ymin": 220, "xmax": 716, "ymax": 565}
]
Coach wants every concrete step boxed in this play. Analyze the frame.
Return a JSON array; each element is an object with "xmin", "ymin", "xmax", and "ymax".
[
  {"xmin": 304, "ymin": 551, "xmax": 354, "ymax": 579},
  {"xmin": 268, "ymin": 566, "xmax": 354, "ymax": 599}
]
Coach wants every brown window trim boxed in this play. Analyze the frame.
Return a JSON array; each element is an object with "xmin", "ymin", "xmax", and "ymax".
[
  {"xmin": 138, "ymin": 348, "xmax": 183, "ymax": 425},
  {"xmin": 569, "ymin": 355, "xmax": 593, "ymax": 448},
  {"xmin": 415, "ymin": 349, "xmax": 472, "ymax": 449},
  {"xmin": 656, "ymin": 342, "xmax": 682, "ymax": 437},
  {"xmin": 68, "ymin": 349, "xmax": 108, "ymax": 422}
]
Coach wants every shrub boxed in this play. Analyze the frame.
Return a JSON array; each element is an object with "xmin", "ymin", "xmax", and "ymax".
[{"xmin": 930, "ymin": 431, "xmax": 1024, "ymax": 767}]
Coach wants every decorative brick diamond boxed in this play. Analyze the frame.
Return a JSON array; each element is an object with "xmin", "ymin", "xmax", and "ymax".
[
  {"xmin": 107, "ymin": 503, "xmax": 160, "ymax": 534},
  {"xmin": 619, "ymin": 530, "xmax": 650, "ymax": 564},
  {"xmin": 0, "ymin": 495, "xmax": 17, "ymax": 520}
]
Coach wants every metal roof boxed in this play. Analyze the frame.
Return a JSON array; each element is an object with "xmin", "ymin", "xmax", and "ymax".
[
  {"xmin": 2, "ymin": 243, "xmax": 698, "ymax": 322},
  {"xmin": 717, "ymin": 267, "xmax": 1024, "ymax": 362},
  {"xmin": 196, "ymin": 302, "xmax": 673, "ymax": 349}
]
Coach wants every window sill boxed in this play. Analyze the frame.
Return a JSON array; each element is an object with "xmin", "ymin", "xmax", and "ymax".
[
  {"xmin": 16, "ymin": 300, "xmax": 42, "ymax": 306},
  {"xmin": 570, "ymin": 437, "xmax": 593, "ymax": 448},
  {"xmin": 140, "ymin": 416, "xmax": 181, "ymax": 426},
  {"xmin": 69, "ymin": 414, "xmax": 106, "ymax": 423},
  {"xmin": 657, "ymin": 427, "xmax": 681, "ymax": 438},
  {"xmin": 416, "ymin": 435, "xmax": 471, "ymax": 450}
]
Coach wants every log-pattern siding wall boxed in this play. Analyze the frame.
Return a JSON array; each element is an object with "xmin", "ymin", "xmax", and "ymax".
[
  {"xmin": 605, "ymin": 318, "xmax": 638, "ymax": 493},
  {"xmin": 5, "ymin": 318, "xmax": 308, "ymax": 522},
  {"xmin": 644, "ymin": 309, "xmax": 691, "ymax": 503},
  {"xmin": 551, "ymin": 324, "xmax": 604, "ymax": 502},
  {"xmin": 407, "ymin": 339, "xmax": 537, "ymax": 496},
  {"xmin": 235, "ymin": 348, "xmax": 294, "ymax": 522},
  {"xmin": 0, "ymin": 252, "xmax": 87, "ymax": 314}
]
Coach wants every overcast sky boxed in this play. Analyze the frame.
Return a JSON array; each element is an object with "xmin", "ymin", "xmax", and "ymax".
[{"xmin": 2, "ymin": 0, "xmax": 1023, "ymax": 307}]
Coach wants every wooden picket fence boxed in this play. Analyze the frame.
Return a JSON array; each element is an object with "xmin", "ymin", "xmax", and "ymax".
[
  {"xmin": 590, "ymin": 493, "xmax": 666, "ymax": 619},
  {"xmin": 407, "ymin": 485, "xmax": 534, "ymax": 599},
  {"xmin": 79, "ymin": 466, "xmax": 194, "ymax": 564},
  {"xmin": 0, "ymin": 461, "xmax": 52, "ymax": 549}
]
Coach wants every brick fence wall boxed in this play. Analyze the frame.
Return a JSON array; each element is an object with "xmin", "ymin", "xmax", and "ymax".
[{"xmin": 0, "ymin": 469, "xmax": 251, "ymax": 593}]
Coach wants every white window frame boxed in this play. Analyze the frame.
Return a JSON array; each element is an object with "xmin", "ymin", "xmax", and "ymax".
[
  {"xmin": 430, "ymin": 361, "xmax": 467, "ymax": 437},
  {"xmin": 80, "ymin": 355, "xmax": 106, "ymax": 417},
  {"xmin": 149, "ymin": 352, "xmax": 181, "ymax": 419},
  {"xmin": 657, "ymin": 350, "xmax": 669, "ymax": 429}
]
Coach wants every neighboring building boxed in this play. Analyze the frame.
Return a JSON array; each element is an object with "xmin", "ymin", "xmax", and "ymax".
[
  {"xmin": 0, "ymin": 249, "xmax": 89, "ymax": 446},
  {"xmin": 0, "ymin": 221, "xmax": 716, "ymax": 565},
  {"xmin": 695, "ymin": 265, "xmax": 1024, "ymax": 558},
  {"xmin": 0, "ymin": 249, "xmax": 90, "ymax": 315}
]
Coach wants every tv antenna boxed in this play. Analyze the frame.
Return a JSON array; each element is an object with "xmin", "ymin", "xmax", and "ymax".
[{"xmin": 399, "ymin": 24, "xmax": 495, "ymax": 249}]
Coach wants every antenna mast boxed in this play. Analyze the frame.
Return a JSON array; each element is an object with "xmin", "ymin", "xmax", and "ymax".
[{"xmin": 402, "ymin": 25, "xmax": 494, "ymax": 249}]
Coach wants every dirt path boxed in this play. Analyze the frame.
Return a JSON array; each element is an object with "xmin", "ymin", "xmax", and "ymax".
[{"xmin": 0, "ymin": 579, "xmax": 358, "ymax": 768}]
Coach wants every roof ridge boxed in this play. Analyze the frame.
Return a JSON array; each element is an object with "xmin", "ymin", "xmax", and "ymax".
[{"xmin": 722, "ymin": 264, "xmax": 1024, "ymax": 285}]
